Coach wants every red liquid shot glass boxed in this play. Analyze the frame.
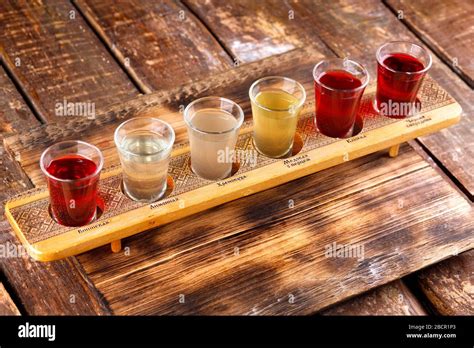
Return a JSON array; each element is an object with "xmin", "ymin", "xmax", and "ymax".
[
  {"xmin": 40, "ymin": 140, "xmax": 104, "ymax": 227},
  {"xmin": 375, "ymin": 41, "xmax": 432, "ymax": 118},
  {"xmin": 313, "ymin": 58, "xmax": 369, "ymax": 138}
]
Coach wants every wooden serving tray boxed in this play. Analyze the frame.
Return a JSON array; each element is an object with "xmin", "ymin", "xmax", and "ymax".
[{"xmin": 4, "ymin": 77, "xmax": 461, "ymax": 261}]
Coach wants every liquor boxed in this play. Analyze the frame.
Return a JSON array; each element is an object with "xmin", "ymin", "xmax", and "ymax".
[
  {"xmin": 250, "ymin": 77, "xmax": 306, "ymax": 158},
  {"xmin": 188, "ymin": 109, "xmax": 238, "ymax": 180},
  {"xmin": 375, "ymin": 42, "xmax": 432, "ymax": 118},
  {"xmin": 40, "ymin": 141, "xmax": 103, "ymax": 227},
  {"xmin": 313, "ymin": 59, "xmax": 369, "ymax": 138},
  {"xmin": 115, "ymin": 118, "xmax": 175, "ymax": 203},
  {"xmin": 184, "ymin": 97, "xmax": 244, "ymax": 181}
]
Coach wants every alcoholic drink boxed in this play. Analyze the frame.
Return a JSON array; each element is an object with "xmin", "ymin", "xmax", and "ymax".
[
  {"xmin": 41, "ymin": 141, "xmax": 103, "ymax": 227},
  {"xmin": 313, "ymin": 59, "xmax": 369, "ymax": 138},
  {"xmin": 250, "ymin": 76, "xmax": 305, "ymax": 158}
]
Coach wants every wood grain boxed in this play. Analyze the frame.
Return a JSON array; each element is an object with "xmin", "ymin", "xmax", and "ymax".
[
  {"xmin": 321, "ymin": 280, "xmax": 427, "ymax": 315},
  {"xmin": 76, "ymin": 144, "xmax": 472, "ymax": 314},
  {"xmin": 0, "ymin": 57, "xmax": 110, "ymax": 315},
  {"xmin": 183, "ymin": 0, "xmax": 333, "ymax": 62},
  {"xmin": 74, "ymin": 0, "xmax": 233, "ymax": 93},
  {"xmin": 416, "ymin": 250, "xmax": 473, "ymax": 315},
  {"xmin": 0, "ymin": 66, "xmax": 36, "ymax": 135},
  {"xmin": 385, "ymin": 0, "xmax": 474, "ymax": 88},
  {"xmin": 0, "ymin": 282, "xmax": 21, "ymax": 315},
  {"xmin": 0, "ymin": 0, "xmax": 138, "ymax": 122}
]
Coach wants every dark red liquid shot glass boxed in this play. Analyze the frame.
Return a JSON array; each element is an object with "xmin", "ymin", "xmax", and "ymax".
[
  {"xmin": 40, "ymin": 141, "xmax": 103, "ymax": 227},
  {"xmin": 375, "ymin": 41, "xmax": 432, "ymax": 118},
  {"xmin": 313, "ymin": 58, "xmax": 369, "ymax": 138}
]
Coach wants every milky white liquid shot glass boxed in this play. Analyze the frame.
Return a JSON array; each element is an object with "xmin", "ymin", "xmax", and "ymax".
[{"xmin": 184, "ymin": 97, "xmax": 244, "ymax": 181}]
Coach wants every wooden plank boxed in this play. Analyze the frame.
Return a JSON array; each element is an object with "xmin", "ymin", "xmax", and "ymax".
[
  {"xmin": 183, "ymin": 0, "xmax": 333, "ymax": 62},
  {"xmin": 0, "ymin": 282, "xmax": 21, "ymax": 315},
  {"xmin": 0, "ymin": 62, "xmax": 111, "ymax": 315},
  {"xmin": 74, "ymin": 0, "xmax": 233, "ymax": 93},
  {"xmin": 0, "ymin": 66, "xmax": 36, "ymax": 134},
  {"xmin": 416, "ymin": 250, "xmax": 473, "ymax": 315},
  {"xmin": 76, "ymin": 144, "xmax": 473, "ymax": 314},
  {"xmin": 320, "ymin": 280, "xmax": 427, "ymax": 315},
  {"xmin": 0, "ymin": 0, "xmax": 138, "ymax": 122},
  {"xmin": 385, "ymin": 0, "xmax": 474, "ymax": 88}
]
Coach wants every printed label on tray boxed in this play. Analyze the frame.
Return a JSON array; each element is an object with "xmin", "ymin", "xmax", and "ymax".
[
  {"xmin": 150, "ymin": 197, "xmax": 179, "ymax": 210},
  {"xmin": 78, "ymin": 220, "xmax": 110, "ymax": 234},
  {"xmin": 405, "ymin": 114, "xmax": 432, "ymax": 128},
  {"xmin": 217, "ymin": 175, "xmax": 247, "ymax": 187},
  {"xmin": 283, "ymin": 154, "xmax": 310, "ymax": 168},
  {"xmin": 346, "ymin": 134, "xmax": 367, "ymax": 143}
]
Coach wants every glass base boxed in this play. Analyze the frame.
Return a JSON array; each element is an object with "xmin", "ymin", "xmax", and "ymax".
[{"xmin": 252, "ymin": 138, "xmax": 293, "ymax": 159}]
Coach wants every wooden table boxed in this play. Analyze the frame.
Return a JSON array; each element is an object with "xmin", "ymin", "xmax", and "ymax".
[{"xmin": 0, "ymin": 0, "xmax": 472, "ymax": 315}]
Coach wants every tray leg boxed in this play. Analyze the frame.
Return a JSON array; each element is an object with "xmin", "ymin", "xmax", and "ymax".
[
  {"xmin": 111, "ymin": 239, "xmax": 122, "ymax": 253},
  {"xmin": 389, "ymin": 144, "xmax": 400, "ymax": 158}
]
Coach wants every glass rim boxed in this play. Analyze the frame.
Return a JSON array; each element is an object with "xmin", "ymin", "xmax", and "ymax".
[
  {"xmin": 183, "ymin": 96, "xmax": 244, "ymax": 135},
  {"xmin": 249, "ymin": 76, "xmax": 306, "ymax": 113},
  {"xmin": 376, "ymin": 41, "xmax": 432, "ymax": 75},
  {"xmin": 40, "ymin": 140, "xmax": 104, "ymax": 183},
  {"xmin": 312, "ymin": 58, "xmax": 370, "ymax": 93},
  {"xmin": 114, "ymin": 117, "xmax": 176, "ymax": 158}
]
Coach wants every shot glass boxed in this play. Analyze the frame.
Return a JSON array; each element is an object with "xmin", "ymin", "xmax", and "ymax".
[
  {"xmin": 184, "ymin": 97, "xmax": 244, "ymax": 181},
  {"xmin": 40, "ymin": 140, "xmax": 103, "ymax": 227},
  {"xmin": 249, "ymin": 76, "xmax": 306, "ymax": 158},
  {"xmin": 375, "ymin": 41, "xmax": 432, "ymax": 118},
  {"xmin": 313, "ymin": 58, "xmax": 369, "ymax": 138},
  {"xmin": 114, "ymin": 117, "xmax": 175, "ymax": 202}
]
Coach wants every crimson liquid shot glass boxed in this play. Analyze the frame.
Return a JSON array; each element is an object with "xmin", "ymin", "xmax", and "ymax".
[
  {"xmin": 313, "ymin": 58, "xmax": 369, "ymax": 138},
  {"xmin": 375, "ymin": 41, "xmax": 432, "ymax": 118},
  {"xmin": 40, "ymin": 140, "xmax": 104, "ymax": 227}
]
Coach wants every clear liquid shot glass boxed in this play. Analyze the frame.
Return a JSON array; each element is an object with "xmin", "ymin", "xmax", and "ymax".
[{"xmin": 115, "ymin": 117, "xmax": 175, "ymax": 203}]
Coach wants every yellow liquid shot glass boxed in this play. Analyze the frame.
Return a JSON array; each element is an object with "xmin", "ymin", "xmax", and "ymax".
[{"xmin": 250, "ymin": 77, "xmax": 306, "ymax": 158}]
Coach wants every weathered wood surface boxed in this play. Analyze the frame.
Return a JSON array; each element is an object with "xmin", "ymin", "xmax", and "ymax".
[
  {"xmin": 0, "ymin": 282, "xmax": 21, "ymax": 315},
  {"xmin": 183, "ymin": 0, "xmax": 333, "ymax": 62},
  {"xmin": 76, "ymin": 143, "xmax": 472, "ymax": 314},
  {"xmin": 321, "ymin": 280, "xmax": 427, "ymax": 315},
  {"xmin": 0, "ymin": 0, "xmax": 138, "ymax": 122},
  {"xmin": 0, "ymin": 42, "xmax": 111, "ymax": 316},
  {"xmin": 74, "ymin": 0, "xmax": 233, "ymax": 93},
  {"xmin": 416, "ymin": 250, "xmax": 473, "ymax": 315},
  {"xmin": 386, "ymin": 0, "xmax": 474, "ymax": 88},
  {"xmin": 0, "ymin": 0, "xmax": 472, "ymax": 315},
  {"xmin": 3, "ymin": 44, "xmax": 473, "ymax": 314},
  {"xmin": 184, "ymin": 0, "xmax": 474, "ymax": 199}
]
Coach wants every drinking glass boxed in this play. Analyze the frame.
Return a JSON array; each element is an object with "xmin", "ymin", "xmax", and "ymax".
[
  {"xmin": 40, "ymin": 140, "xmax": 103, "ymax": 227},
  {"xmin": 375, "ymin": 41, "xmax": 432, "ymax": 118},
  {"xmin": 114, "ymin": 117, "xmax": 175, "ymax": 202},
  {"xmin": 249, "ymin": 76, "xmax": 306, "ymax": 158},
  {"xmin": 313, "ymin": 58, "xmax": 369, "ymax": 138},
  {"xmin": 184, "ymin": 97, "xmax": 244, "ymax": 181}
]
